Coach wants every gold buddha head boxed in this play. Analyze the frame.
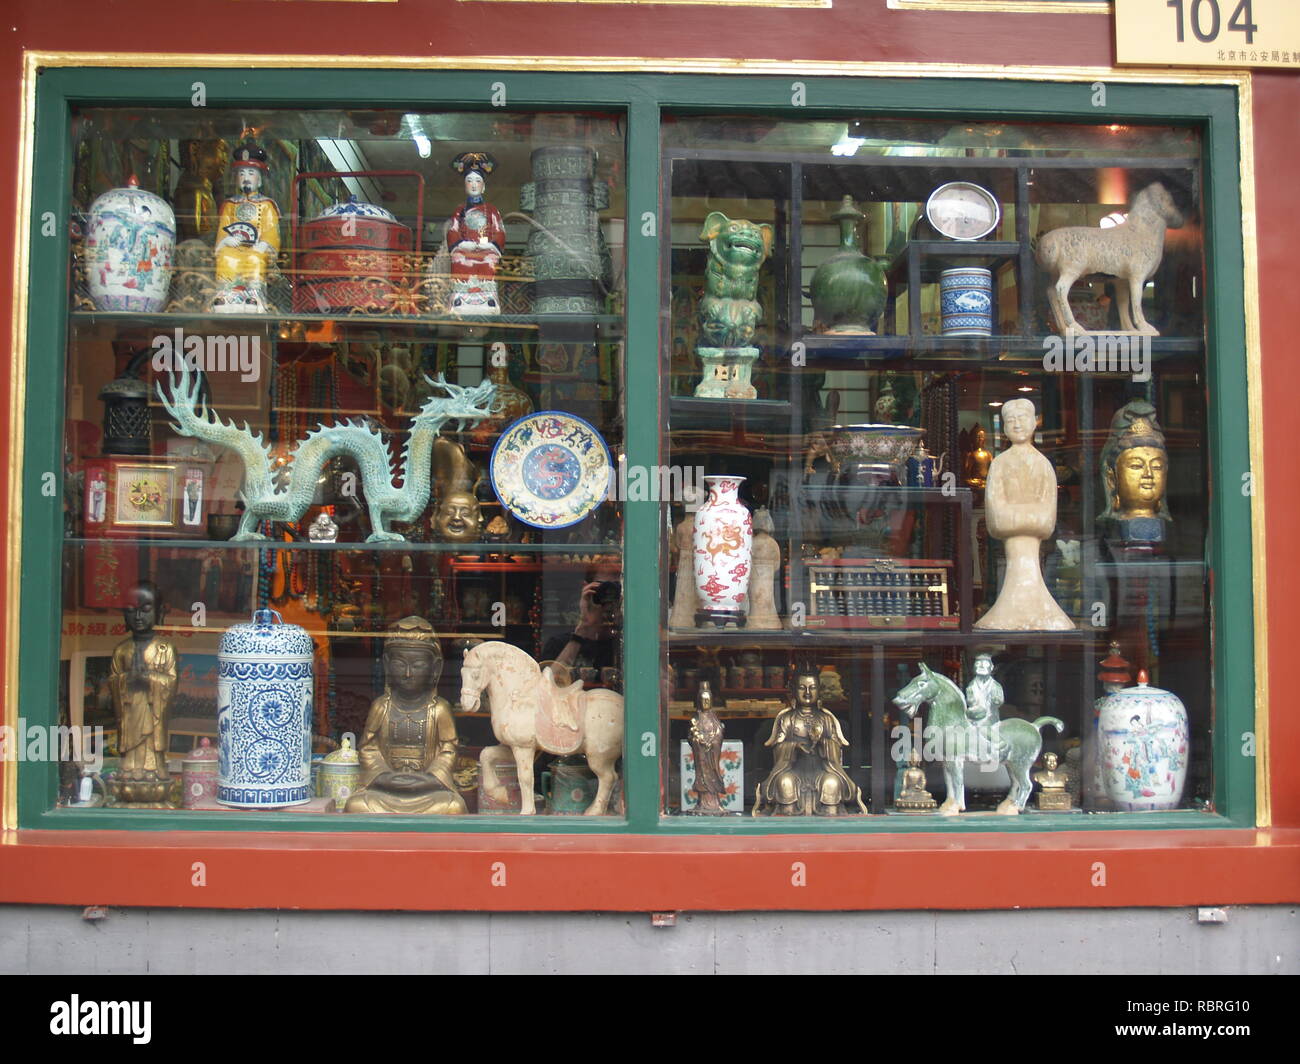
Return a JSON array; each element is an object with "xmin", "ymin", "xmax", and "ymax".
[
  {"xmin": 384, "ymin": 616, "xmax": 443, "ymax": 699},
  {"xmin": 433, "ymin": 491, "xmax": 482, "ymax": 543},
  {"xmin": 1100, "ymin": 400, "xmax": 1170, "ymax": 522}
]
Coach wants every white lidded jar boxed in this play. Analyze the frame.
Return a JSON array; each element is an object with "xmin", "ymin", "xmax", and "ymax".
[
  {"xmin": 217, "ymin": 609, "xmax": 314, "ymax": 808},
  {"xmin": 84, "ymin": 175, "xmax": 176, "ymax": 312},
  {"xmin": 1097, "ymin": 669, "xmax": 1189, "ymax": 812}
]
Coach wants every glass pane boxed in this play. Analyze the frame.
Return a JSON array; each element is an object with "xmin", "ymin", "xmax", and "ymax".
[
  {"xmin": 59, "ymin": 106, "xmax": 627, "ymax": 818},
  {"xmin": 661, "ymin": 113, "xmax": 1209, "ymax": 819}
]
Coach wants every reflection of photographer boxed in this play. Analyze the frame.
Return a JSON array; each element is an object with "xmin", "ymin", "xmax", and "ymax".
[{"xmin": 543, "ymin": 579, "xmax": 621, "ymax": 680}]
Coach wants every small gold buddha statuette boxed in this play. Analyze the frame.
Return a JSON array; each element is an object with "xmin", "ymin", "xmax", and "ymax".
[{"xmin": 896, "ymin": 747, "xmax": 937, "ymax": 811}]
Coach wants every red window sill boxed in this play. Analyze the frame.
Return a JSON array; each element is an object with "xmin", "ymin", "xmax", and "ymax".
[{"xmin": 1, "ymin": 828, "xmax": 1297, "ymax": 911}]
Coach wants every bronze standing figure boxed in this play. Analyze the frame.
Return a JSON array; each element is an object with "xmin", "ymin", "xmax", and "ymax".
[{"xmin": 688, "ymin": 680, "xmax": 727, "ymax": 815}]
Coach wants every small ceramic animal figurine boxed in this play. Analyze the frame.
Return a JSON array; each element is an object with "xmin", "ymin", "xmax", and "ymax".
[
  {"xmin": 1037, "ymin": 182, "xmax": 1184, "ymax": 336},
  {"xmin": 1099, "ymin": 399, "xmax": 1170, "ymax": 556},
  {"xmin": 447, "ymin": 151, "xmax": 506, "ymax": 316},
  {"xmin": 109, "ymin": 581, "xmax": 177, "ymax": 805},
  {"xmin": 893, "ymin": 662, "xmax": 1064, "ymax": 816},
  {"xmin": 975, "ymin": 398, "xmax": 1074, "ymax": 631},
  {"xmin": 695, "ymin": 212, "xmax": 774, "ymax": 399},
  {"xmin": 212, "ymin": 140, "xmax": 281, "ymax": 313}
]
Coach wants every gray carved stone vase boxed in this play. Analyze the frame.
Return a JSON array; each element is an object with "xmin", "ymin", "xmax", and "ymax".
[{"xmin": 519, "ymin": 146, "xmax": 613, "ymax": 315}]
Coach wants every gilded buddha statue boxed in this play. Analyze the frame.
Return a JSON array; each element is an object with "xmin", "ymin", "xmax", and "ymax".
[
  {"xmin": 963, "ymin": 423, "xmax": 993, "ymax": 489},
  {"xmin": 345, "ymin": 616, "xmax": 467, "ymax": 814},
  {"xmin": 1100, "ymin": 399, "xmax": 1170, "ymax": 557},
  {"xmin": 109, "ymin": 581, "xmax": 177, "ymax": 806},
  {"xmin": 754, "ymin": 665, "xmax": 865, "ymax": 816},
  {"xmin": 173, "ymin": 134, "xmax": 229, "ymax": 243}
]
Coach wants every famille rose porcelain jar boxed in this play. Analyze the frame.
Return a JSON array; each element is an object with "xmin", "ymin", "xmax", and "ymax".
[
  {"xmin": 217, "ymin": 609, "xmax": 314, "ymax": 809},
  {"xmin": 181, "ymin": 737, "xmax": 219, "ymax": 810},
  {"xmin": 1097, "ymin": 669, "xmax": 1189, "ymax": 812},
  {"xmin": 692, "ymin": 475, "xmax": 753, "ymax": 628},
  {"xmin": 85, "ymin": 176, "xmax": 176, "ymax": 312},
  {"xmin": 316, "ymin": 736, "xmax": 361, "ymax": 808}
]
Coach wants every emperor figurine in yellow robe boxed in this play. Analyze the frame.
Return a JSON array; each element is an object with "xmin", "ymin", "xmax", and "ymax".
[
  {"xmin": 211, "ymin": 139, "xmax": 281, "ymax": 313},
  {"xmin": 345, "ymin": 616, "xmax": 467, "ymax": 815}
]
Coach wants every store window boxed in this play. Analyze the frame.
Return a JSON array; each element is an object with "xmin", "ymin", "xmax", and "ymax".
[
  {"xmin": 661, "ymin": 114, "xmax": 1211, "ymax": 819},
  {"xmin": 16, "ymin": 70, "xmax": 1253, "ymax": 833},
  {"xmin": 57, "ymin": 105, "xmax": 627, "ymax": 819}
]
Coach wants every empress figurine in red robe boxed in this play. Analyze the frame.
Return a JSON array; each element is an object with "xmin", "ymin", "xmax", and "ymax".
[{"xmin": 446, "ymin": 151, "xmax": 506, "ymax": 316}]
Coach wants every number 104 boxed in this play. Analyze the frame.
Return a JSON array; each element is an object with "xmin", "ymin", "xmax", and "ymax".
[{"xmin": 1167, "ymin": 0, "xmax": 1259, "ymax": 44}]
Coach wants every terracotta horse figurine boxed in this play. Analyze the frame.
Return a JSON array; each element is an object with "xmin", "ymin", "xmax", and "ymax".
[
  {"xmin": 893, "ymin": 662, "xmax": 1063, "ymax": 815},
  {"xmin": 459, "ymin": 640, "xmax": 623, "ymax": 815}
]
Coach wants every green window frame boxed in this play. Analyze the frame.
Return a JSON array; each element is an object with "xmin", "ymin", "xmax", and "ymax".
[{"xmin": 15, "ymin": 66, "xmax": 1256, "ymax": 834}]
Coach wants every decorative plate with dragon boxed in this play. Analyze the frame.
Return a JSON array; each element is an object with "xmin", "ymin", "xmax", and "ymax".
[{"xmin": 490, "ymin": 412, "xmax": 612, "ymax": 529}]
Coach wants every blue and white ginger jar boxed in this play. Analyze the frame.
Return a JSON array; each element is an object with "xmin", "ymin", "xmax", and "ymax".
[{"xmin": 217, "ymin": 609, "xmax": 314, "ymax": 808}]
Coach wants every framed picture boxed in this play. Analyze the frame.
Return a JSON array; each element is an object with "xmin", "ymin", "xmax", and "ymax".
[
  {"xmin": 83, "ymin": 457, "xmax": 210, "ymax": 538},
  {"xmin": 113, "ymin": 462, "xmax": 176, "ymax": 527},
  {"xmin": 68, "ymin": 650, "xmax": 115, "ymax": 733}
]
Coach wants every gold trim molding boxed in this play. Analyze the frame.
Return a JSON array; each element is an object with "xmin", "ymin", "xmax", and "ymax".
[
  {"xmin": 468, "ymin": 1, "xmax": 831, "ymax": 6},
  {"xmin": 5, "ymin": 50, "xmax": 1266, "ymax": 830},
  {"xmin": 888, "ymin": 0, "xmax": 1110, "ymax": 12}
]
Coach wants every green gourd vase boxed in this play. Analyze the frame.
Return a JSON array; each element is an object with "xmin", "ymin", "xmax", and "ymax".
[{"xmin": 810, "ymin": 195, "xmax": 887, "ymax": 335}]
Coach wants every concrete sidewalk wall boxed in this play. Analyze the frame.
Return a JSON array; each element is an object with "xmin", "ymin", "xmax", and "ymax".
[{"xmin": 1, "ymin": 905, "xmax": 1295, "ymax": 974}]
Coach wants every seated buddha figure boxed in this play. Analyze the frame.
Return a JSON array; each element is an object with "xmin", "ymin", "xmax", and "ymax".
[
  {"xmin": 754, "ymin": 666, "xmax": 864, "ymax": 816},
  {"xmin": 345, "ymin": 616, "xmax": 467, "ymax": 814}
]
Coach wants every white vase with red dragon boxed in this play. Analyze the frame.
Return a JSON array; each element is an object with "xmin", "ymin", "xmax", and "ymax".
[{"xmin": 692, "ymin": 475, "xmax": 752, "ymax": 627}]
